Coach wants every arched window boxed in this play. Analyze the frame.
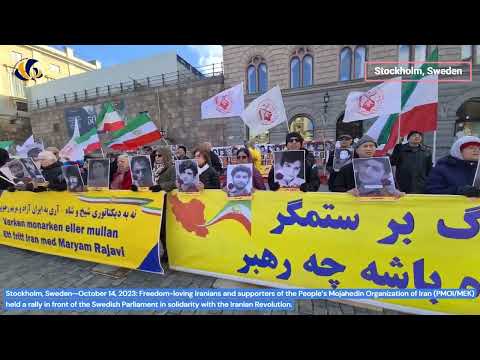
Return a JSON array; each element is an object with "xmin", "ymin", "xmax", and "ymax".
[
  {"xmin": 258, "ymin": 63, "xmax": 268, "ymax": 93},
  {"xmin": 354, "ymin": 46, "xmax": 366, "ymax": 79},
  {"xmin": 303, "ymin": 55, "xmax": 313, "ymax": 86},
  {"xmin": 247, "ymin": 65, "xmax": 257, "ymax": 94},
  {"xmin": 339, "ymin": 47, "xmax": 352, "ymax": 81},
  {"xmin": 289, "ymin": 115, "xmax": 314, "ymax": 141},
  {"xmin": 246, "ymin": 56, "xmax": 268, "ymax": 94},
  {"xmin": 454, "ymin": 97, "xmax": 480, "ymax": 138},
  {"xmin": 290, "ymin": 57, "xmax": 300, "ymax": 88},
  {"xmin": 290, "ymin": 47, "xmax": 314, "ymax": 88}
]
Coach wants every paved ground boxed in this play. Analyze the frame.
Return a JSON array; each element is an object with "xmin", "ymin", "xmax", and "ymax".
[{"xmin": 0, "ymin": 245, "xmax": 404, "ymax": 315}]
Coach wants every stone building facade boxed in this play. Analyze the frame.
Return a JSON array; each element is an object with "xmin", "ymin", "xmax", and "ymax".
[
  {"xmin": 26, "ymin": 45, "xmax": 480, "ymax": 159},
  {"xmin": 29, "ymin": 75, "xmax": 246, "ymax": 152},
  {"xmin": 223, "ymin": 45, "xmax": 480, "ymax": 158}
]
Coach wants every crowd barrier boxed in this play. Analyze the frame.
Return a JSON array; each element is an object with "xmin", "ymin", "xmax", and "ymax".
[{"xmin": 2, "ymin": 189, "xmax": 480, "ymax": 314}]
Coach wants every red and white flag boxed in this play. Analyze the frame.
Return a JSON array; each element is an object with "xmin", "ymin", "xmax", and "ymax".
[
  {"xmin": 343, "ymin": 78, "xmax": 402, "ymax": 123},
  {"xmin": 241, "ymin": 86, "xmax": 287, "ymax": 138},
  {"xmin": 201, "ymin": 83, "xmax": 244, "ymax": 119}
]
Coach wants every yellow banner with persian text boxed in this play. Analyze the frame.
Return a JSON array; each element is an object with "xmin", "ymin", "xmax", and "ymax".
[{"xmin": 166, "ymin": 190, "xmax": 480, "ymax": 314}]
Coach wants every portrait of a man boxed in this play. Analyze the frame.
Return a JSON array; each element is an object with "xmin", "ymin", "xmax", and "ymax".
[
  {"xmin": 19, "ymin": 158, "xmax": 45, "ymax": 182},
  {"xmin": 62, "ymin": 165, "xmax": 85, "ymax": 192},
  {"xmin": 130, "ymin": 155, "xmax": 154, "ymax": 188},
  {"xmin": 353, "ymin": 157, "xmax": 397, "ymax": 196},
  {"xmin": 87, "ymin": 159, "xmax": 110, "ymax": 188},
  {"xmin": 176, "ymin": 159, "xmax": 199, "ymax": 192},
  {"xmin": 333, "ymin": 148, "xmax": 353, "ymax": 171},
  {"xmin": 273, "ymin": 150, "xmax": 305, "ymax": 188},
  {"xmin": 227, "ymin": 164, "xmax": 253, "ymax": 197}
]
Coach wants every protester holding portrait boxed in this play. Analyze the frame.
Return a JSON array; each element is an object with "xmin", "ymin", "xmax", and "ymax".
[
  {"xmin": 326, "ymin": 134, "xmax": 353, "ymax": 191},
  {"xmin": 233, "ymin": 147, "xmax": 266, "ymax": 190},
  {"xmin": 194, "ymin": 147, "xmax": 220, "ymax": 190},
  {"xmin": 333, "ymin": 135, "xmax": 404, "ymax": 198},
  {"xmin": 425, "ymin": 136, "xmax": 480, "ymax": 196},
  {"xmin": 110, "ymin": 154, "xmax": 132, "ymax": 190},
  {"xmin": 37, "ymin": 150, "xmax": 67, "ymax": 191},
  {"xmin": 268, "ymin": 132, "xmax": 319, "ymax": 192},
  {"xmin": 151, "ymin": 147, "xmax": 176, "ymax": 192}
]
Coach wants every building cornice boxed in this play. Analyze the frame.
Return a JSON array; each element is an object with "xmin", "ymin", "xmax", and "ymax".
[{"xmin": 24, "ymin": 45, "xmax": 98, "ymax": 71}]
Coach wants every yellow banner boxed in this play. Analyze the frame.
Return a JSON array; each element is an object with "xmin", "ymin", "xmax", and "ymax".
[
  {"xmin": 0, "ymin": 190, "xmax": 165, "ymax": 273},
  {"xmin": 166, "ymin": 190, "xmax": 480, "ymax": 314}
]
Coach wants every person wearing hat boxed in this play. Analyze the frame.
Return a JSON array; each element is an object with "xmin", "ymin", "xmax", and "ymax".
[
  {"xmin": 268, "ymin": 132, "xmax": 319, "ymax": 192},
  {"xmin": 46, "ymin": 147, "xmax": 61, "ymax": 161},
  {"xmin": 326, "ymin": 134, "xmax": 353, "ymax": 191},
  {"xmin": 390, "ymin": 131, "xmax": 432, "ymax": 194},
  {"xmin": 333, "ymin": 135, "xmax": 404, "ymax": 197},
  {"xmin": 426, "ymin": 136, "xmax": 480, "ymax": 196}
]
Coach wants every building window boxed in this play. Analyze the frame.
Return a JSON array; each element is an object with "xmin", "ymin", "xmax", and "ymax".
[
  {"xmin": 290, "ymin": 57, "xmax": 300, "ymax": 88},
  {"xmin": 258, "ymin": 63, "xmax": 268, "ymax": 93},
  {"xmin": 414, "ymin": 45, "xmax": 427, "ymax": 68},
  {"xmin": 11, "ymin": 51, "xmax": 22, "ymax": 64},
  {"xmin": 49, "ymin": 64, "xmax": 60, "ymax": 73},
  {"xmin": 339, "ymin": 47, "xmax": 352, "ymax": 81},
  {"xmin": 303, "ymin": 55, "xmax": 313, "ymax": 86},
  {"xmin": 399, "ymin": 45, "xmax": 428, "ymax": 68},
  {"xmin": 53, "ymin": 123, "xmax": 60, "ymax": 132},
  {"xmin": 289, "ymin": 115, "xmax": 314, "ymax": 141},
  {"xmin": 354, "ymin": 46, "xmax": 366, "ymax": 79},
  {"xmin": 461, "ymin": 45, "xmax": 480, "ymax": 64},
  {"xmin": 290, "ymin": 48, "xmax": 313, "ymax": 88},
  {"xmin": 16, "ymin": 101, "xmax": 28, "ymax": 112},
  {"xmin": 246, "ymin": 56, "xmax": 268, "ymax": 94},
  {"xmin": 455, "ymin": 97, "xmax": 480, "ymax": 138}
]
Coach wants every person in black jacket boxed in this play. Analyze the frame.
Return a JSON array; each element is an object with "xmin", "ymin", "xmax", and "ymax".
[
  {"xmin": 268, "ymin": 132, "xmax": 320, "ymax": 192},
  {"xmin": 390, "ymin": 131, "xmax": 432, "ymax": 194},
  {"xmin": 326, "ymin": 134, "xmax": 353, "ymax": 191},
  {"xmin": 0, "ymin": 149, "xmax": 14, "ymax": 191},
  {"xmin": 202, "ymin": 142, "xmax": 223, "ymax": 175},
  {"xmin": 193, "ymin": 148, "xmax": 220, "ymax": 189},
  {"xmin": 37, "ymin": 151, "xmax": 67, "ymax": 191}
]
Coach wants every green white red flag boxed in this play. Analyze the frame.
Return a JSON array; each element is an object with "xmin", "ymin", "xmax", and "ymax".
[
  {"xmin": 365, "ymin": 47, "xmax": 439, "ymax": 155},
  {"xmin": 106, "ymin": 113, "xmax": 162, "ymax": 151},
  {"xmin": 96, "ymin": 102, "xmax": 125, "ymax": 132}
]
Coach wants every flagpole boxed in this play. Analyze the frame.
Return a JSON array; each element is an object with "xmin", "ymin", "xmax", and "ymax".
[{"xmin": 432, "ymin": 130, "xmax": 437, "ymax": 165}]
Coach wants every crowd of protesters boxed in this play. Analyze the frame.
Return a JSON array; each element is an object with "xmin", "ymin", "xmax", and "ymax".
[{"xmin": 2, "ymin": 130, "xmax": 480, "ymax": 199}]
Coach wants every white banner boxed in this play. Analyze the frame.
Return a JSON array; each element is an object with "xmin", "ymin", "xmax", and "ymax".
[
  {"xmin": 15, "ymin": 135, "xmax": 44, "ymax": 158},
  {"xmin": 343, "ymin": 78, "xmax": 402, "ymax": 122},
  {"xmin": 241, "ymin": 86, "xmax": 288, "ymax": 138},
  {"xmin": 59, "ymin": 120, "xmax": 83, "ymax": 161},
  {"xmin": 201, "ymin": 82, "xmax": 245, "ymax": 119}
]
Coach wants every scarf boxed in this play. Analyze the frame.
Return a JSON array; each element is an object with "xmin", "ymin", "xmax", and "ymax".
[
  {"xmin": 153, "ymin": 162, "xmax": 166, "ymax": 184},
  {"xmin": 198, "ymin": 164, "xmax": 209, "ymax": 177}
]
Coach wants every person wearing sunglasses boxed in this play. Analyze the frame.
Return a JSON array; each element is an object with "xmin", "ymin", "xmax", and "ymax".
[
  {"xmin": 268, "ymin": 132, "xmax": 319, "ymax": 192},
  {"xmin": 224, "ymin": 147, "xmax": 266, "ymax": 190},
  {"xmin": 151, "ymin": 147, "xmax": 176, "ymax": 192}
]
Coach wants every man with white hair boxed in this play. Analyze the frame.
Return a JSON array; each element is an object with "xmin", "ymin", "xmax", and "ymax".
[{"xmin": 37, "ymin": 150, "xmax": 67, "ymax": 191}]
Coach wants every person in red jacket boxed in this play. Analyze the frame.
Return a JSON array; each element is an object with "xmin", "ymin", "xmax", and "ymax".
[{"xmin": 110, "ymin": 154, "xmax": 132, "ymax": 190}]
